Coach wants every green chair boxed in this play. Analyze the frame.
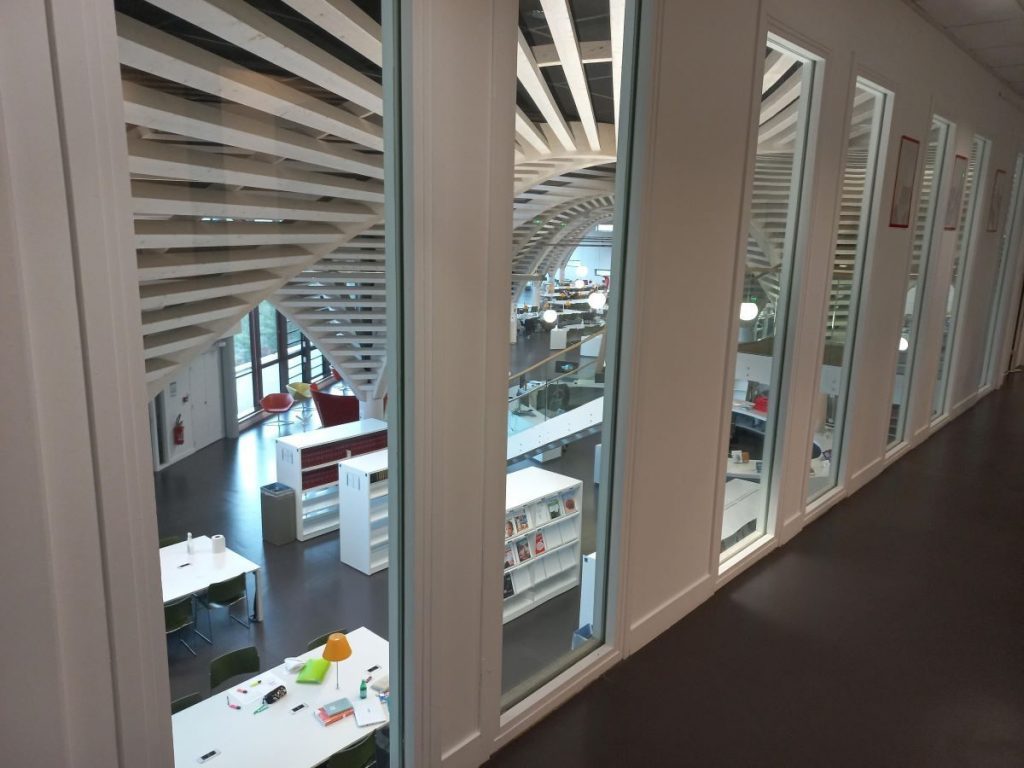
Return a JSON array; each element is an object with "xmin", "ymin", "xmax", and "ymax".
[
  {"xmin": 164, "ymin": 596, "xmax": 199, "ymax": 656},
  {"xmin": 317, "ymin": 734, "xmax": 376, "ymax": 768},
  {"xmin": 159, "ymin": 534, "xmax": 185, "ymax": 548},
  {"xmin": 198, "ymin": 573, "xmax": 250, "ymax": 641},
  {"xmin": 209, "ymin": 646, "xmax": 260, "ymax": 692},
  {"xmin": 170, "ymin": 692, "xmax": 202, "ymax": 714},
  {"xmin": 307, "ymin": 629, "xmax": 350, "ymax": 652}
]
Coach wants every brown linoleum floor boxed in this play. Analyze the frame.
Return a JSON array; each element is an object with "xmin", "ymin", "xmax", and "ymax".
[{"xmin": 486, "ymin": 374, "xmax": 1024, "ymax": 767}]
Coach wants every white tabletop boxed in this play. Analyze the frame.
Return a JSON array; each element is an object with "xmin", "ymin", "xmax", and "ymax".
[
  {"xmin": 274, "ymin": 418, "xmax": 387, "ymax": 450},
  {"xmin": 160, "ymin": 537, "xmax": 260, "ymax": 604},
  {"xmin": 172, "ymin": 627, "xmax": 389, "ymax": 767}
]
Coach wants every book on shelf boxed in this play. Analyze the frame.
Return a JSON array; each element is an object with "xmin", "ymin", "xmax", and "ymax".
[
  {"xmin": 504, "ymin": 543, "xmax": 517, "ymax": 569},
  {"xmin": 513, "ymin": 509, "xmax": 530, "ymax": 533},
  {"xmin": 515, "ymin": 537, "xmax": 532, "ymax": 563},
  {"xmin": 315, "ymin": 697, "xmax": 354, "ymax": 726},
  {"xmin": 546, "ymin": 497, "xmax": 562, "ymax": 520},
  {"xmin": 534, "ymin": 531, "xmax": 546, "ymax": 555},
  {"xmin": 504, "ymin": 518, "xmax": 515, "ymax": 539},
  {"xmin": 503, "ymin": 572, "xmax": 515, "ymax": 599},
  {"xmin": 560, "ymin": 491, "xmax": 577, "ymax": 516}
]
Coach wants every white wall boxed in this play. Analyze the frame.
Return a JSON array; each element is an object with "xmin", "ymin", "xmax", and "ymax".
[
  {"xmin": 565, "ymin": 242, "xmax": 613, "ymax": 276},
  {"xmin": 7, "ymin": 0, "xmax": 1024, "ymax": 766}
]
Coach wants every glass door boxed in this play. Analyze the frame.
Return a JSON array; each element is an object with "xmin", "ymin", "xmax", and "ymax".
[{"xmin": 806, "ymin": 78, "xmax": 889, "ymax": 502}]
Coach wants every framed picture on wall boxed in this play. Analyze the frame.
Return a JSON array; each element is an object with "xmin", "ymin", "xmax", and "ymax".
[
  {"xmin": 986, "ymin": 169, "xmax": 1008, "ymax": 232},
  {"xmin": 889, "ymin": 135, "xmax": 921, "ymax": 228},
  {"xmin": 944, "ymin": 154, "xmax": 969, "ymax": 230}
]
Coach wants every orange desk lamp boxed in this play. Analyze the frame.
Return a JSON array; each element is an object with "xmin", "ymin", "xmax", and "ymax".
[{"xmin": 322, "ymin": 632, "xmax": 353, "ymax": 690}]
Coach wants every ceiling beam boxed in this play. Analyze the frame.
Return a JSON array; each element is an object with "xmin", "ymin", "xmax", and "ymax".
[
  {"xmin": 539, "ymin": 0, "xmax": 600, "ymax": 151},
  {"xmin": 144, "ymin": 0, "xmax": 383, "ymax": 115},
  {"xmin": 117, "ymin": 14, "xmax": 382, "ymax": 152},
  {"xmin": 516, "ymin": 29, "xmax": 575, "ymax": 152},
  {"xmin": 127, "ymin": 139, "xmax": 385, "ymax": 203},
  {"xmin": 533, "ymin": 39, "xmax": 612, "ymax": 67},
  {"xmin": 281, "ymin": 0, "xmax": 382, "ymax": 67},
  {"xmin": 123, "ymin": 82, "xmax": 384, "ymax": 178},
  {"xmin": 610, "ymin": 0, "xmax": 625, "ymax": 142},
  {"xmin": 515, "ymin": 107, "xmax": 551, "ymax": 155}
]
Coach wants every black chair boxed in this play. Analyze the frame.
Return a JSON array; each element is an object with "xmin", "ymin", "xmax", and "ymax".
[
  {"xmin": 159, "ymin": 534, "xmax": 185, "ymax": 548},
  {"xmin": 198, "ymin": 573, "xmax": 250, "ymax": 641},
  {"xmin": 317, "ymin": 734, "xmax": 376, "ymax": 768},
  {"xmin": 164, "ymin": 596, "xmax": 200, "ymax": 656},
  {"xmin": 170, "ymin": 692, "xmax": 202, "ymax": 714},
  {"xmin": 307, "ymin": 629, "xmax": 351, "ymax": 652},
  {"xmin": 209, "ymin": 646, "xmax": 260, "ymax": 692}
]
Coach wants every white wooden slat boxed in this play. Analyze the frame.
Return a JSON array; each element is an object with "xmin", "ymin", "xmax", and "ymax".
[
  {"xmin": 117, "ymin": 14, "xmax": 383, "ymax": 151},
  {"xmin": 516, "ymin": 107, "xmax": 551, "ymax": 155},
  {"xmin": 134, "ymin": 220, "xmax": 346, "ymax": 250},
  {"xmin": 130, "ymin": 181, "xmax": 376, "ymax": 223},
  {"xmin": 539, "ymin": 0, "xmax": 600, "ymax": 151},
  {"xmin": 139, "ymin": 270, "xmax": 282, "ymax": 311},
  {"xmin": 144, "ymin": 0, "xmax": 383, "ymax": 114},
  {"xmin": 517, "ymin": 29, "xmax": 575, "ymax": 152},
  {"xmin": 127, "ymin": 139, "xmax": 385, "ymax": 203},
  {"xmin": 138, "ymin": 246, "xmax": 314, "ymax": 280},
  {"xmin": 123, "ymin": 82, "xmax": 384, "ymax": 178},
  {"xmin": 281, "ymin": 0, "xmax": 382, "ymax": 67}
]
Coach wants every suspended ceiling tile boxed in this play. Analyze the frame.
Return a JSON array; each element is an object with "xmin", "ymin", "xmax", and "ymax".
[
  {"xmin": 914, "ymin": 0, "xmax": 1024, "ymax": 29},
  {"xmin": 973, "ymin": 43, "xmax": 1024, "ymax": 66},
  {"xmin": 945, "ymin": 19, "xmax": 1024, "ymax": 50}
]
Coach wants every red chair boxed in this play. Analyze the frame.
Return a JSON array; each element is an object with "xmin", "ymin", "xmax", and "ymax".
[
  {"xmin": 311, "ymin": 389, "xmax": 360, "ymax": 427},
  {"xmin": 260, "ymin": 392, "xmax": 295, "ymax": 432}
]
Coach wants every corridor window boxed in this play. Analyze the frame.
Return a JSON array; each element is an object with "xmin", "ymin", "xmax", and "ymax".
[
  {"xmin": 721, "ymin": 37, "xmax": 818, "ymax": 558},
  {"xmin": 807, "ymin": 79, "xmax": 889, "ymax": 502},
  {"xmin": 888, "ymin": 117, "xmax": 951, "ymax": 446},
  {"xmin": 933, "ymin": 135, "xmax": 989, "ymax": 420}
]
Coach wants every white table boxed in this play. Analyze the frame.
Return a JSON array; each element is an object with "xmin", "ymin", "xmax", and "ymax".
[
  {"xmin": 160, "ymin": 536, "xmax": 264, "ymax": 622},
  {"xmin": 172, "ymin": 627, "xmax": 389, "ymax": 768}
]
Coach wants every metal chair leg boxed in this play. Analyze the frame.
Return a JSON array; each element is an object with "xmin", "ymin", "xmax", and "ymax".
[
  {"xmin": 177, "ymin": 634, "xmax": 197, "ymax": 657},
  {"xmin": 192, "ymin": 596, "xmax": 211, "ymax": 645}
]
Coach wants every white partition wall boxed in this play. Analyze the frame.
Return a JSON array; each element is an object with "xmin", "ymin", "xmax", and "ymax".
[{"xmin": 6, "ymin": 0, "xmax": 1024, "ymax": 766}]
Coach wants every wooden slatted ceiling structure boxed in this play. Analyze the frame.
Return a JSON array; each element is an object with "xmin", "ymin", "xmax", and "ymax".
[{"xmin": 119, "ymin": 0, "xmax": 624, "ymax": 400}]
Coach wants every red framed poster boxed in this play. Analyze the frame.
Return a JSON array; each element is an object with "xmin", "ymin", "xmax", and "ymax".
[{"xmin": 889, "ymin": 135, "xmax": 920, "ymax": 228}]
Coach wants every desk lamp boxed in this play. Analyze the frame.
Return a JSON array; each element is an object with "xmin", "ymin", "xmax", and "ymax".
[{"xmin": 322, "ymin": 632, "xmax": 353, "ymax": 690}]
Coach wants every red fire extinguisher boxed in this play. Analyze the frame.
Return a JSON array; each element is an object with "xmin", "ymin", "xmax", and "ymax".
[{"xmin": 173, "ymin": 415, "xmax": 185, "ymax": 446}]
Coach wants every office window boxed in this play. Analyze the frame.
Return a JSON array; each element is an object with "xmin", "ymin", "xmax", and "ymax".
[
  {"xmin": 933, "ymin": 135, "xmax": 990, "ymax": 420},
  {"xmin": 116, "ymin": 1, "xmax": 402, "ymax": 760},
  {"xmin": 722, "ymin": 37, "xmax": 817, "ymax": 557},
  {"xmin": 888, "ymin": 117, "xmax": 951, "ymax": 446},
  {"xmin": 501, "ymin": 0, "xmax": 637, "ymax": 708},
  {"xmin": 807, "ymin": 79, "xmax": 889, "ymax": 502},
  {"xmin": 980, "ymin": 153, "xmax": 1024, "ymax": 387}
]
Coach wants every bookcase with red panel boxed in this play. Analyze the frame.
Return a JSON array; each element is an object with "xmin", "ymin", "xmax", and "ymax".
[{"xmin": 275, "ymin": 419, "xmax": 388, "ymax": 541}]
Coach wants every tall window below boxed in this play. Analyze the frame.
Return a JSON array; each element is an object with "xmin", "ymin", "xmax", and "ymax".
[
  {"xmin": 933, "ymin": 134, "xmax": 989, "ymax": 420},
  {"xmin": 888, "ymin": 117, "xmax": 951, "ymax": 446},
  {"xmin": 721, "ymin": 37, "xmax": 818, "ymax": 558},
  {"xmin": 806, "ymin": 79, "xmax": 889, "ymax": 502}
]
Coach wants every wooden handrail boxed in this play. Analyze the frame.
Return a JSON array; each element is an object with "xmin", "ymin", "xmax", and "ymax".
[{"xmin": 508, "ymin": 328, "xmax": 606, "ymax": 383}]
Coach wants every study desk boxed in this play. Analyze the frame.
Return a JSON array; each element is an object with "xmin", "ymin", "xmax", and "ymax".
[
  {"xmin": 160, "ymin": 536, "xmax": 263, "ymax": 622},
  {"xmin": 172, "ymin": 627, "xmax": 389, "ymax": 768}
]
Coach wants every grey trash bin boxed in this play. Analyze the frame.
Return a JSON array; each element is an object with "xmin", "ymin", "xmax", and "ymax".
[{"xmin": 261, "ymin": 482, "xmax": 296, "ymax": 545}]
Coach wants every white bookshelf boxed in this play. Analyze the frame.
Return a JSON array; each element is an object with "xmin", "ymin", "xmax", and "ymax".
[
  {"xmin": 275, "ymin": 419, "xmax": 387, "ymax": 541},
  {"xmin": 337, "ymin": 448, "xmax": 390, "ymax": 575},
  {"xmin": 502, "ymin": 466, "xmax": 583, "ymax": 623}
]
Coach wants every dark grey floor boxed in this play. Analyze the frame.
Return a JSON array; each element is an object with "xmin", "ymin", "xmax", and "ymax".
[
  {"xmin": 157, "ymin": 326, "xmax": 598, "ymax": 701},
  {"xmin": 486, "ymin": 374, "xmax": 1024, "ymax": 767}
]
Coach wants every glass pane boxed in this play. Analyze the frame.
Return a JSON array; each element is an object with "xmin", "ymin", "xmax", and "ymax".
[
  {"xmin": 501, "ymin": 1, "xmax": 635, "ymax": 708},
  {"xmin": 933, "ymin": 135, "xmax": 989, "ymax": 419},
  {"xmin": 721, "ymin": 39, "xmax": 817, "ymax": 557},
  {"xmin": 807, "ymin": 80, "xmax": 888, "ymax": 502},
  {"xmin": 121, "ymin": 0, "xmax": 399, "ymax": 758},
  {"xmin": 888, "ymin": 118, "xmax": 949, "ymax": 446},
  {"xmin": 980, "ymin": 154, "xmax": 1024, "ymax": 387}
]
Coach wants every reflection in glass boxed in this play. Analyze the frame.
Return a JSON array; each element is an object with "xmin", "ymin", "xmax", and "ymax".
[
  {"xmin": 721, "ymin": 38, "xmax": 816, "ymax": 557},
  {"xmin": 806, "ymin": 80, "xmax": 888, "ymax": 502},
  {"xmin": 980, "ymin": 154, "xmax": 1024, "ymax": 387},
  {"xmin": 933, "ymin": 135, "xmax": 989, "ymax": 419},
  {"xmin": 501, "ymin": 0, "xmax": 634, "ymax": 708},
  {"xmin": 888, "ymin": 118, "xmax": 950, "ymax": 445}
]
